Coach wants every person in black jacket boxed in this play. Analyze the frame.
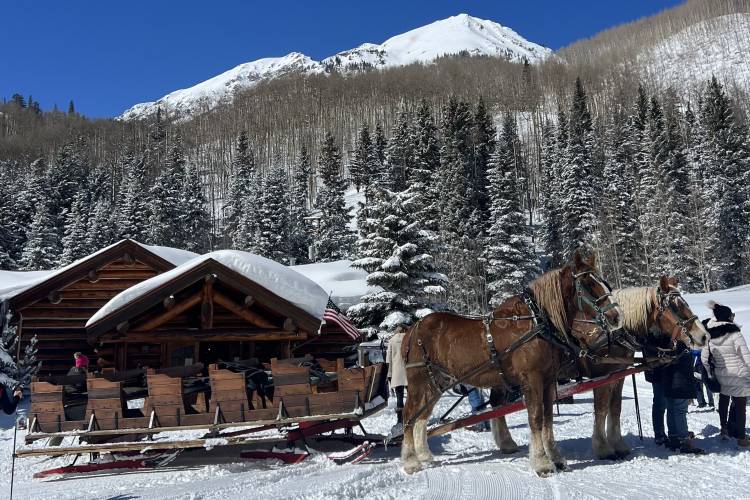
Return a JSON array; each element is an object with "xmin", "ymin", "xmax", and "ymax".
[
  {"xmin": 0, "ymin": 382, "xmax": 22, "ymax": 414},
  {"xmin": 644, "ymin": 335, "xmax": 704, "ymax": 453}
]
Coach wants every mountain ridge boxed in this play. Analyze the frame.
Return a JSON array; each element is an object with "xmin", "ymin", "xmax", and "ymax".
[{"xmin": 119, "ymin": 13, "xmax": 550, "ymax": 121}]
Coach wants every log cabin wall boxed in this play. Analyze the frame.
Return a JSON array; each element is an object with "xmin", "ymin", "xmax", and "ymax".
[{"xmin": 6, "ymin": 241, "xmax": 184, "ymax": 377}]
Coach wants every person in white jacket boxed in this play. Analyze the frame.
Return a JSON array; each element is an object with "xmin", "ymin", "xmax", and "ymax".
[
  {"xmin": 386, "ymin": 325, "xmax": 408, "ymax": 428},
  {"xmin": 701, "ymin": 301, "xmax": 750, "ymax": 447}
]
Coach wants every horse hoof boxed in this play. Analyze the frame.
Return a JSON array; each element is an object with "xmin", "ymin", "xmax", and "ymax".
[
  {"xmin": 532, "ymin": 459, "xmax": 557, "ymax": 477},
  {"xmin": 614, "ymin": 449, "xmax": 630, "ymax": 460},
  {"xmin": 501, "ymin": 443, "xmax": 519, "ymax": 455},
  {"xmin": 416, "ymin": 451, "xmax": 434, "ymax": 463},
  {"xmin": 403, "ymin": 460, "xmax": 422, "ymax": 475}
]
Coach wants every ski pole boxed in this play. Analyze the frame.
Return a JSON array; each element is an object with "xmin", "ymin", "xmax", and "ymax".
[
  {"xmin": 631, "ymin": 374, "xmax": 643, "ymax": 441},
  {"xmin": 10, "ymin": 416, "xmax": 18, "ymax": 500}
]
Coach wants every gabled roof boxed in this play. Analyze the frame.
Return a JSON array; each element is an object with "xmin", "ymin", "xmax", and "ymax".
[
  {"xmin": 0, "ymin": 240, "xmax": 198, "ymax": 309},
  {"xmin": 86, "ymin": 250, "xmax": 330, "ymax": 339}
]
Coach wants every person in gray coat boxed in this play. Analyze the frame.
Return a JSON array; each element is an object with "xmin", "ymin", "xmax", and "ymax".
[{"xmin": 701, "ymin": 301, "xmax": 750, "ymax": 447}]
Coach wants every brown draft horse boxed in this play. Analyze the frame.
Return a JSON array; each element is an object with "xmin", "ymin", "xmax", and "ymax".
[
  {"xmin": 400, "ymin": 251, "xmax": 623, "ymax": 476},
  {"xmin": 490, "ymin": 276, "xmax": 709, "ymax": 460}
]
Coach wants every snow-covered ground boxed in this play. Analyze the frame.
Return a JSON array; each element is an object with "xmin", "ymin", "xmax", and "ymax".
[{"xmin": 3, "ymin": 285, "xmax": 749, "ymax": 499}]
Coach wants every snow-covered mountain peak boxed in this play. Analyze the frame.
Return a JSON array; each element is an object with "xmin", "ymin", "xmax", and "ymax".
[
  {"xmin": 120, "ymin": 14, "xmax": 549, "ymax": 120},
  {"xmin": 323, "ymin": 13, "xmax": 551, "ymax": 71}
]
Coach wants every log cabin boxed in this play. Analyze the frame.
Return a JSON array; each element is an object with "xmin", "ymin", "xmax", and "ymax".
[
  {"xmin": 0, "ymin": 240, "xmax": 197, "ymax": 376},
  {"xmin": 85, "ymin": 249, "xmax": 362, "ymax": 371}
]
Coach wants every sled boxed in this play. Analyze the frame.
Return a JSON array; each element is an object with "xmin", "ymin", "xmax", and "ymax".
[{"xmin": 33, "ymin": 451, "xmax": 180, "ymax": 479}]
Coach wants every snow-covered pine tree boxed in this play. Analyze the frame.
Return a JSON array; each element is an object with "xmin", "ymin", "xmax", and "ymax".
[
  {"xmin": 117, "ymin": 152, "xmax": 151, "ymax": 241},
  {"xmin": 384, "ymin": 110, "xmax": 414, "ymax": 192},
  {"xmin": 46, "ymin": 138, "xmax": 89, "ymax": 234},
  {"xmin": 148, "ymin": 136, "xmax": 187, "ymax": 247},
  {"xmin": 18, "ymin": 334, "xmax": 40, "ymax": 386},
  {"xmin": 407, "ymin": 99, "xmax": 441, "ymax": 234},
  {"xmin": 12, "ymin": 164, "xmax": 49, "ymax": 263},
  {"xmin": 313, "ymin": 132, "xmax": 354, "ymax": 262},
  {"xmin": 19, "ymin": 203, "xmax": 58, "ymax": 271},
  {"xmin": 61, "ymin": 192, "xmax": 91, "ymax": 265},
  {"xmin": 372, "ymin": 124, "xmax": 387, "ymax": 180},
  {"xmin": 288, "ymin": 146, "xmax": 313, "ymax": 264},
  {"xmin": 256, "ymin": 166, "xmax": 291, "ymax": 263},
  {"xmin": 0, "ymin": 173, "xmax": 17, "ymax": 269},
  {"xmin": 696, "ymin": 77, "xmax": 750, "ymax": 288},
  {"xmin": 560, "ymin": 77, "xmax": 598, "ymax": 258},
  {"xmin": 600, "ymin": 108, "xmax": 643, "ymax": 288},
  {"xmin": 86, "ymin": 199, "xmax": 117, "ymax": 252},
  {"xmin": 0, "ymin": 315, "xmax": 20, "ymax": 390},
  {"xmin": 539, "ymin": 119, "xmax": 564, "ymax": 269},
  {"xmin": 349, "ymin": 126, "xmax": 372, "ymax": 193},
  {"xmin": 181, "ymin": 162, "xmax": 212, "ymax": 253},
  {"xmin": 659, "ymin": 90, "xmax": 700, "ymax": 290},
  {"xmin": 225, "ymin": 131, "xmax": 257, "ymax": 247},
  {"xmin": 470, "ymin": 97, "xmax": 496, "ymax": 225},
  {"xmin": 484, "ymin": 114, "xmax": 538, "ymax": 304},
  {"xmin": 348, "ymin": 186, "xmax": 446, "ymax": 335}
]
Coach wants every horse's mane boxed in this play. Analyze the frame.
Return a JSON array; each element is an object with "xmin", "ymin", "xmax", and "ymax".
[
  {"xmin": 612, "ymin": 287, "xmax": 654, "ymax": 336},
  {"xmin": 528, "ymin": 269, "xmax": 567, "ymax": 334}
]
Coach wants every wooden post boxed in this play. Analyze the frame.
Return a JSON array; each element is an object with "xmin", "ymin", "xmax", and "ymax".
[{"xmin": 201, "ymin": 275, "xmax": 215, "ymax": 330}]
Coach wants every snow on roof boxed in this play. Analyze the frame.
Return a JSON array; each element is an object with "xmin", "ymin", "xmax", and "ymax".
[
  {"xmin": 291, "ymin": 260, "xmax": 378, "ymax": 310},
  {"xmin": 87, "ymin": 250, "xmax": 330, "ymax": 327},
  {"xmin": 0, "ymin": 240, "xmax": 198, "ymax": 301}
]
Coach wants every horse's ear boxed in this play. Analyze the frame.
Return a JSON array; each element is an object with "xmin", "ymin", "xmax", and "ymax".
[
  {"xmin": 572, "ymin": 249, "xmax": 584, "ymax": 269},
  {"xmin": 668, "ymin": 276, "xmax": 679, "ymax": 287},
  {"xmin": 659, "ymin": 276, "xmax": 670, "ymax": 292}
]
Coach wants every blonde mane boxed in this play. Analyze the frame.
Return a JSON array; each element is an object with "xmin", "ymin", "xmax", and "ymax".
[
  {"xmin": 528, "ymin": 269, "xmax": 568, "ymax": 333},
  {"xmin": 612, "ymin": 287, "xmax": 654, "ymax": 336}
]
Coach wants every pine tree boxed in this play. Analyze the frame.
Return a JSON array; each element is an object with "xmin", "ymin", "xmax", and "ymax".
[
  {"xmin": 372, "ymin": 124, "xmax": 387, "ymax": 176},
  {"xmin": 349, "ymin": 126, "xmax": 372, "ymax": 192},
  {"xmin": 484, "ymin": 114, "xmax": 538, "ymax": 304},
  {"xmin": 539, "ymin": 119, "xmax": 565, "ymax": 269},
  {"xmin": 20, "ymin": 203, "xmax": 59, "ymax": 270},
  {"xmin": 695, "ymin": 77, "xmax": 750, "ymax": 288},
  {"xmin": 148, "ymin": 137, "xmax": 187, "ymax": 246},
  {"xmin": 61, "ymin": 192, "xmax": 90, "ymax": 265},
  {"xmin": 0, "ymin": 316, "xmax": 20, "ymax": 390},
  {"xmin": 348, "ymin": 187, "xmax": 446, "ymax": 335},
  {"xmin": 256, "ymin": 166, "xmax": 291, "ymax": 263},
  {"xmin": 407, "ymin": 100, "xmax": 441, "ymax": 233},
  {"xmin": 86, "ymin": 200, "xmax": 117, "ymax": 252},
  {"xmin": 47, "ymin": 138, "xmax": 89, "ymax": 233},
  {"xmin": 470, "ymin": 97, "xmax": 496, "ymax": 224},
  {"xmin": 385, "ymin": 110, "xmax": 414, "ymax": 192},
  {"xmin": 68, "ymin": 100, "xmax": 75, "ymax": 114},
  {"xmin": 288, "ymin": 147, "xmax": 313, "ymax": 264},
  {"xmin": 225, "ymin": 131, "xmax": 257, "ymax": 247},
  {"xmin": 117, "ymin": 152, "xmax": 151, "ymax": 241},
  {"xmin": 560, "ymin": 78, "xmax": 598, "ymax": 258},
  {"xmin": 313, "ymin": 133, "xmax": 355, "ymax": 261},
  {"xmin": 181, "ymin": 163, "xmax": 212, "ymax": 253}
]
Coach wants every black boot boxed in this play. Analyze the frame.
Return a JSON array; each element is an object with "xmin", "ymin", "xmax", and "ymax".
[{"xmin": 396, "ymin": 408, "xmax": 403, "ymax": 424}]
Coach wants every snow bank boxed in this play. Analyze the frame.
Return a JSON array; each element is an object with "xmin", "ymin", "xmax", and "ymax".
[
  {"xmin": 0, "ymin": 240, "xmax": 197, "ymax": 301},
  {"xmin": 88, "ymin": 250, "xmax": 330, "ymax": 326},
  {"xmin": 291, "ymin": 260, "xmax": 378, "ymax": 310}
]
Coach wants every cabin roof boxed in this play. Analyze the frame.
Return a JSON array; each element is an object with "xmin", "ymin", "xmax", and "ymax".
[
  {"xmin": 86, "ymin": 250, "xmax": 332, "ymax": 339},
  {"xmin": 0, "ymin": 240, "xmax": 198, "ymax": 309}
]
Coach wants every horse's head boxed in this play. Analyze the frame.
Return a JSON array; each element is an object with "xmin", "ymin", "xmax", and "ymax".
[
  {"xmin": 653, "ymin": 276, "xmax": 708, "ymax": 348},
  {"xmin": 567, "ymin": 250, "xmax": 623, "ymax": 342}
]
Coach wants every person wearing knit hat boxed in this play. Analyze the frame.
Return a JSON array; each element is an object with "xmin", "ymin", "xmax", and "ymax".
[{"xmin": 701, "ymin": 301, "xmax": 750, "ymax": 447}]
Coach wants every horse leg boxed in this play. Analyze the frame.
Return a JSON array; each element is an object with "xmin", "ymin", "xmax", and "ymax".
[
  {"xmin": 607, "ymin": 379, "xmax": 630, "ymax": 458},
  {"xmin": 489, "ymin": 388, "xmax": 518, "ymax": 454},
  {"xmin": 526, "ymin": 379, "xmax": 556, "ymax": 476},
  {"xmin": 592, "ymin": 385, "xmax": 617, "ymax": 459},
  {"xmin": 542, "ymin": 382, "xmax": 567, "ymax": 471},
  {"xmin": 401, "ymin": 375, "xmax": 434, "ymax": 474}
]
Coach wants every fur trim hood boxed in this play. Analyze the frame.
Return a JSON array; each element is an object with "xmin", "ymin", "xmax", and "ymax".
[{"xmin": 703, "ymin": 318, "xmax": 741, "ymax": 339}]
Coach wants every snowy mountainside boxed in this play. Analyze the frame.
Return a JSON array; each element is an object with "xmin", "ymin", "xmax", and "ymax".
[
  {"xmin": 638, "ymin": 13, "xmax": 750, "ymax": 94},
  {"xmin": 322, "ymin": 13, "xmax": 551, "ymax": 71},
  {"xmin": 119, "ymin": 52, "xmax": 321, "ymax": 121},
  {"xmin": 119, "ymin": 14, "xmax": 549, "ymax": 120}
]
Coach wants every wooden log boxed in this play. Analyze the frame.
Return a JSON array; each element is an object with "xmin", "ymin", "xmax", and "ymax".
[
  {"xmin": 283, "ymin": 318, "xmax": 297, "ymax": 332},
  {"xmin": 133, "ymin": 292, "xmax": 202, "ymax": 332},
  {"xmin": 214, "ymin": 292, "xmax": 276, "ymax": 329},
  {"xmin": 116, "ymin": 321, "xmax": 129, "ymax": 334},
  {"xmin": 201, "ymin": 275, "xmax": 215, "ymax": 330},
  {"xmin": 244, "ymin": 296, "xmax": 255, "ymax": 307}
]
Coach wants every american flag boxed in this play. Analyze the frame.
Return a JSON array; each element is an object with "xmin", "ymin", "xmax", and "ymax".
[{"xmin": 323, "ymin": 297, "xmax": 362, "ymax": 340}]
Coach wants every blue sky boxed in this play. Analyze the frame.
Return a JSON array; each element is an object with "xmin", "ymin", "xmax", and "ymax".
[{"xmin": 1, "ymin": 0, "xmax": 684, "ymax": 118}]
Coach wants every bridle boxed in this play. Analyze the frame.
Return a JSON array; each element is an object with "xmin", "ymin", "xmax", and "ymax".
[
  {"xmin": 571, "ymin": 268, "xmax": 619, "ymax": 339},
  {"xmin": 654, "ymin": 287, "xmax": 699, "ymax": 346}
]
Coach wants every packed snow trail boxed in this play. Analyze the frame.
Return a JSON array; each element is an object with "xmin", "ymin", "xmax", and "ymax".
[{"xmin": 3, "ymin": 286, "xmax": 750, "ymax": 499}]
